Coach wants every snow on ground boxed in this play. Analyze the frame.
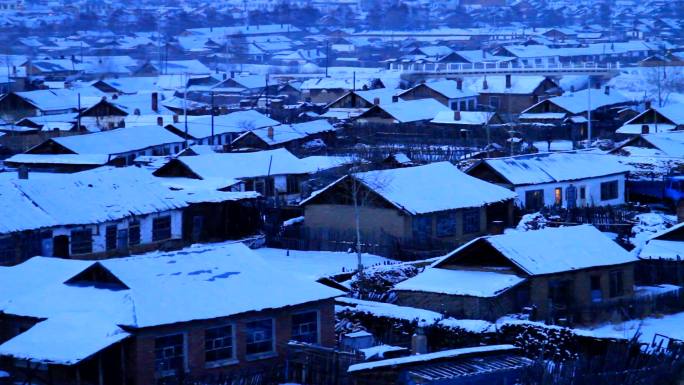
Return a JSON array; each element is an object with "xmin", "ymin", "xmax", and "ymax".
[
  {"xmin": 586, "ymin": 311, "xmax": 684, "ymax": 344},
  {"xmin": 251, "ymin": 248, "xmax": 391, "ymax": 279}
]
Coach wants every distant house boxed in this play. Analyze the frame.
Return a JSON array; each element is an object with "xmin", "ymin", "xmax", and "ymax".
[
  {"xmin": 0, "ymin": 242, "xmax": 341, "ymax": 385},
  {"xmin": 0, "ymin": 89, "xmax": 85, "ymax": 122},
  {"xmin": 231, "ymin": 119, "xmax": 337, "ymax": 152},
  {"xmin": 0, "ymin": 166, "xmax": 258, "ymax": 265},
  {"xmin": 466, "ymin": 152, "xmax": 630, "ymax": 210},
  {"xmin": 153, "ymin": 148, "xmax": 331, "ymax": 205},
  {"xmin": 430, "ymin": 110, "xmax": 504, "ymax": 132},
  {"xmin": 616, "ymin": 104, "xmax": 684, "ymax": 135},
  {"xmin": 300, "ymin": 162, "xmax": 517, "ymax": 257},
  {"xmin": 134, "ymin": 59, "xmax": 211, "ymax": 75},
  {"xmin": 78, "ymin": 97, "xmax": 128, "ymax": 131},
  {"xmin": 164, "ymin": 109, "xmax": 280, "ymax": 146},
  {"xmin": 398, "ymin": 79, "xmax": 479, "ymax": 110},
  {"xmin": 393, "ymin": 225, "xmax": 637, "ymax": 323},
  {"xmin": 465, "ymin": 75, "xmax": 560, "ymax": 116},
  {"xmin": 300, "ymin": 77, "xmax": 384, "ymax": 104},
  {"xmin": 25, "ymin": 125, "xmax": 186, "ymax": 165},
  {"xmin": 355, "ymin": 98, "xmax": 446, "ymax": 125}
]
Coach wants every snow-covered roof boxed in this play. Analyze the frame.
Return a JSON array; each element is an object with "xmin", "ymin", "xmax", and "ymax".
[
  {"xmin": 638, "ymin": 222, "xmax": 684, "ymax": 261},
  {"xmin": 0, "ymin": 167, "xmax": 254, "ymax": 234},
  {"xmin": 167, "ymin": 110, "xmax": 279, "ymax": 139},
  {"xmin": 436, "ymin": 225, "xmax": 637, "ymax": 276},
  {"xmin": 234, "ymin": 119, "xmax": 335, "ymax": 146},
  {"xmin": 528, "ymin": 88, "xmax": 631, "ymax": 115},
  {"xmin": 465, "ymin": 76, "xmax": 551, "ymax": 94},
  {"xmin": 361, "ymin": 99, "xmax": 446, "ymax": 123},
  {"xmin": 475, "ymin": 152, "xmax": 630, "ymax": 186},
  {"xmin": 413, "ymin": 79, "xmax": 479, "ymax": 99},
  {"xmin": 156, "ymin": 148, "xmax": 321, "ymax": 180},
  {"xmin": 394, "ymin": 268, "xmax": 525, "ymax": 298},
  {"xmin": 4, "ymin": 153, "xmax": 109, "ymax": 166},
  {"xmin": 431, "ymin": 110, "xmax": 496, "ymax": 125},
  {"xmin": 0, "ymin": 242, "xmax": 341, "ymax": 364},
  {"xmin": 46, "ymin": 125, "xmax": 184, "ymax": 156},
  {"xmin": 302, "ymin": 162, "xmax": 516, "ymax": 215},
  {"xmin": 347, "ymin": 345, "xmax": 518, "ymax": 373}
]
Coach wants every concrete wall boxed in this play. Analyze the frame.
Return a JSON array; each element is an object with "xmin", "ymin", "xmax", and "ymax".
[{"xmin": 513, "ymin": 174, "xmax": 626, "ymax": 209}]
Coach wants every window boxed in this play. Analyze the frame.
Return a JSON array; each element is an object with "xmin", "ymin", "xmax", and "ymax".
[
  {"xmin": 468, "ymin": 99, "xmax": 476, "ymax": 110},
  {"xmin": 286, "ymin": 175, "xmax": 300, "ymax": 194},
  {"xmin": 579, "ymin": 186, "xmax": 586, "ymax": 200},
  {"xmin": 525, "ymin": 190, "xmax": 544, "ymax": 211},
  {"xmin": 591, "ymin": 275, "xmax": 602, "ymax": 303},
  {"xmin": 548, "ymin": 280, "xmax": 572, "ymax": 306},
  {"xmin": 462, "ymin": 208, "xmax": 481, "ymax": 234},
  {"xmin": 71, "ymin": 229, "xmax": 93, "ymax": 255},
  {"xmin": 152, "ymin": 216, "xmax": 172, "ymax": 242},
  {"xmin": 105, "ymin": 225, "xmax": 117, "ymax": 251},
  {"xmin": 609, "ymin": 270, "xmax": 624, "ymax": 298},
  {"xmin": 155, "ymin": 333, "xmax": 185, "ymax": 375},
  {"xmin": 435, "ymin": 212, "xmax": 457, "ymax": 237},
  {"xmin": 600, "ymin": 180, "xmax": 619, "ymax": 201},
  {"xmin": 412, "ymin": 215, "xmax": 432, "ymax": 242},
  {"xmin": 489, "ymin": 96, "xmax": 500, "ymax": 109},
  {"xmin": 291, "ymin": 311, "xmax": 318, "ymax": 344},
  {"xmin": 205, "ymin": 325, "xmax": 234, "ymax": 364},
  {"xmin": 245, "ymin": 319, "xmax": 274, "ymax": 356},
  {"xmin": 554, "ymin": 187, "xmax": 562, "ymax": 206},
  {"xmin": 129, "ymin": 221, "xmax": 141, "ymax": 246}
]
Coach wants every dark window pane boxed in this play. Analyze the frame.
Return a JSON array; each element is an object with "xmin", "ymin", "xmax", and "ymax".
[
  {"xmin": 245, "ymin": 319, "xmax": 274, "ymax": 356},
  {"xmin": 154, "ymin": 333, "xmax": 184, "ymax": 375},
  {"xmin": 205, "ymin": 325, "xmax": 233, "ymax": 363},
  {"xmin": 435, "ymin": 212, "xmax": 457, "ymax": 237},
  {"xmin": 106, "ymin": 225, "xmax": 117, "ymax": 251},
  {"xmin": 153, "ymin": 216, "xmax": 172, "ymax": 242},
  {"xmin": 291, "ymin": 311, "xmax": 318, "ymax": 344},
  {"xmin": 462, "ymin": 208, "xmax": 481, "ymax": 234},
  {"xmin": 129, "ymin": 221, "xmax": 141, "ymax": 246},
  {"xmin": 71, "ymin": 229, "xmax": 92, "ymax": 255}
]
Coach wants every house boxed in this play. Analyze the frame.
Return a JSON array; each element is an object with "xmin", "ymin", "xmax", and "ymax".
[
  {"xmin": 0, "ymin": 242, "xmax": 341, "ymax": 385},
  {"xmin": 608, "ymin": 131, "xmax": 684, "ymax": 184},
  {"xmin": 348, "ymin": 345, "xmax": 533, "ymax": 385},
  {"xmin": 398, "ymin": 79, "xmax": 479, "ymax": 110},
  {"xmin": 0, "ymin": 166, "xmax": 258, "ymax": 265},
  {"xmin": 520, "ymin": 87, "xmax": 632, "ymax": 138},
  {"xmin": 77, "ymin": 97, "xmax": 128, "ymax": 131},
  {"xmin": 430, "ymin": 110, "xmax": 504, "ymax": 132},
  {"xmin": 153, "ymin": 148, "xmax": 329, "ymax": 205},
  {"xmin": 393, "ymin": 225, "xmax": 637, "ymax": 323},
  {"xmin": 0, "ymin": 89, "xmax": 94, "ymax": 122},
  {"xmin": 636, "ymin": 222, "xmax": 684, "ymax": 286},
  {"xmin": 164, "ymin": 109, "xmax": 280, "ymax": 146},
  {"xmin": 134, "ymin": 59, "xmax": 211, "ymax": 76},
  {"xmin": 300, "ymin": 77, "xmax": 384, "ymax": 104},
  {"xmin": 355, "ymin": 98, "xmax": 446, "ymax": 125},
  {"xmin": 465, "ymin": 75, "xmax": 560, "ymax": 116},
  {"xmin": 616, "ymin": 103, "xmax": 684, "ymax": 135},
  {"xmin": 25, "ymin": 125, "xmax": 186, "ymax": 166},
  {"xmin": 466, "ymin": 152, "xmax": 631, "ymax": 211},
  {"xmin": 231, "ymin": 119, "xmax": 337, "ymax": 152},
  {"xmin": 299, "ymin": 162, "xmax": 517, "ymax": 258}
]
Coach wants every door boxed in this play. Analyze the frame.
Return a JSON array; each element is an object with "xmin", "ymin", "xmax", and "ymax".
[
  {"xmin": 192, "ymin": 216, "xmax": 204, "ymax": 242},
  {"xmin": 53, "ymin": 235, "xmax": 69, "ymax": 258},
  {"xmin": 566, "ymin": 185, "xmax": 577, "ymax": 209},
  {"xmin": 41, "ymin": 238, "xmax": 53, "ymax": 257},
  {"xmin": 116, "ymin": 228, "xmax": 129, "ymax": 252}
]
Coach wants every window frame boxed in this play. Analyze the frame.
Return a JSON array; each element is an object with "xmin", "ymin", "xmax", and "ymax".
[
  {"xmin": 245, "ymin": 318, "xmax": 276, "ymax": 359},
  {"xmin": 600, "ymin": 180, "xmax": 619, "ymax": 201},
  {"xmin": 154, "ymin": 332, "xmax": 186, "ymax": 377},
  {"xmin": 128, "ymin": 220, "xmax": 141, "ymax": 246},
  {"xmin": 152, "ymin": 215, "xmax": 172, "ymax": 242},
  {"xmin": 462, "ymin": 208, "xmax": 481, "ymax": 234},
  {"xmin": 609, "ymin": 270, "xmax": 624, "ymax": 298},
  {"xmin": 291, "ymin": 310, "xmax": 320, "ymax": 344},
  {"xmin": 554, "ymin": 187, "xmax": 562, "ymax": 206},
  {"xmin": 435, "ymin": 211, "xmax": 458, "ymax": 238},
  {"xmin": 204, "ymin": 324, "xmax": 237, "ymax": 368},
  {"xmin": 525, "ymin": 189, "xmax": 545, "ymax": 211},
  {"xmin": 70, "ymin": 228, "xmax": 93, "ymax": 255},
  {"xmin": 105, "ymin": 224, "xmax": 117, "ymax": 251}
]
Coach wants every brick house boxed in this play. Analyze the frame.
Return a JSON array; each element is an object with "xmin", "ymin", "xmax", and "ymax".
[
  {"xmin": 299, "ymin": 162, "xmax": 516, "ymax": 257},
  {"xmin": 0, "ymin": 242, "xmax": 342, "ymax": 385},
  {"xmin": 393, "ymin": 225, "xmax": 638, "ymax": 324},
  {"xmin": 465, "ymin": 75, "xmax": 560, "ymax": 117},
  {"xmin": 398, "ymin": 79, "xmax": 479, "ymax": 111}
]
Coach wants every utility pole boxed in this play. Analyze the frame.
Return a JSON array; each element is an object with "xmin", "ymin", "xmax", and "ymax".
[
  {"xmin": 587, "ymin": 76, "xmax": 592, "ymax": 148},
  {"xmin": 325, "ymin": 41, "xmax": 329, "ymax": 78},
  {"xmin": 210, "ymin": 91, "xmax": 215, "ymax": 145},
  {"xmin": 77, "ymin": 93, "xmax": 81, "ymax": 131},
  {"xmin": 183, "ymin": 73, "xmax": 188, "ymax": 148}
]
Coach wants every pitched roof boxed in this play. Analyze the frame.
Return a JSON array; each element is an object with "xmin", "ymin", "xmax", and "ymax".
[
  {"xmin": 435, "ymin": 225, "xmax": 636, "ymax": 276},
  {"xmin": 235, "ymin": 119, "xmax": 335, "ymax": 147},
  {"xmin": 46, "ymin": 125, "xmax": 184, "ymax": 155},
  {"xmin": 167, "ymin": 110, "xmax": 280, "ymax": 139},
  {"xmin": 528, "ymin": 88, "xmax": 631, "ymax": 115},
  {"xmin": 302, "ymin": 162, "xmax": 516, "ymax": 215},
  {"xmin": 360, "ymin": 99, "xmax": 445, "ymax": 123},
  {"xmin": 394, "ymin": 267, "xmax": 525, "ymax": 298},
  {"xmin": 473, "ymin": 152, "xmax": 630, "ymax": 185},
  {"xmin": 0, "ymin": 242, "xmax": 341, "ymax": 364}
]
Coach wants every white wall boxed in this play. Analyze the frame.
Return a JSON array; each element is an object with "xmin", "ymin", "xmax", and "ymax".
[{"xmin": 514, "ymin": 174, "xmax": 626, "ymax": 209}]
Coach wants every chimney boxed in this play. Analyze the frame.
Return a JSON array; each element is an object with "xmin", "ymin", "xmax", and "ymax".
[
  {"xmin": 604, "ymin": 85, "xmax": 610, "ymax": 95},
  {"xmin": 112, "ymin": 93, "xmax": 118, "ymax": 100},
  {"xmin": 151, "ymin": 92, "xmax": 159, "ymax": 112},
  {"xmin": 453, "ymin": 110, "xmax": 461, "ymax": 121},
  {"xmin": 641, "ymin": 124, "xmax": 650, "ymax": 134},
  {"xmin": 505, "ymin": 74, "xmax": 512, "ymax": 89},
  {"xmin": 156, "ymin": 116, "xmax": 163, "ymax": 126},
  {"xmin": 230, "ymin": 71, "xmax": 235, "ymax": 79},
  {"xmin": 392, "ymin": 95, "xmax": 399, "ymax": 103},
  {"xmin": 267, "ymin": 126, "xmax": 274, "ymax": 140},
  {"xmin": 456, "ymin": 78, "xmax": 463, "ymax": 91},
  {"xmin": 222, "ymin": 73, "xmax": 227, "ymax": 80},
  {"xmin": 173, "ymin": 114, "xmax": 179, "ymax": 123},
  {"xmin": 373, "ymin": 97, "xmax": 380, "ymax": 105},
  {"xmin": 645, "ymin": 100, "xmax": 652, "ymax": 109},
  {"xmin": 411, "ymin": 328, "xmax": 428, "ymax": 355},
  {"xmin": 17, "ymin": 165, "xmax": 28, "ymax": 180},
  {"xmin": 482, "ymin": 78, "xmax": 488, "ymax": 90}
]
